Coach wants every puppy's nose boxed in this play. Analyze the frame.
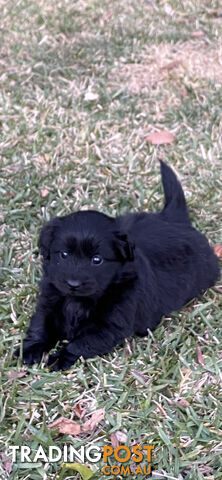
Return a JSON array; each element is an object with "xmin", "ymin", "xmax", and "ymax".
[{"xmin": 67, "ymin": 279, "xmax": 82, "ymax": 288}]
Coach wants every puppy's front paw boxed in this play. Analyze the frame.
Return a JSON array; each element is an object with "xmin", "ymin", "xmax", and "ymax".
[
  {"xmin": 47, "ymin": 350, "xmax": 78, "ymax": 371},
  {"xmin": 15, "ymin": 342, "xmax": 45, "ymax": 365}
]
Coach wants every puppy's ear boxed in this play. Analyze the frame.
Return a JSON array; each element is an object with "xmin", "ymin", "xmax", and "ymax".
[
  {"xmin": 38, "ymin": 218, "xmax": 60, "ymax": 260},
  {"xmin": 113, "ymin": 232, "xmax": 135, "ymax": 261}
]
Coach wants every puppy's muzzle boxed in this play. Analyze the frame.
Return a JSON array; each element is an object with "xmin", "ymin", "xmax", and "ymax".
[
  {"xmin": 65, "ymin": 278, "xmax": 98, "ymax": 297},
  {"xmin": 67, "ymin": 279, "xmax": 82, "ymax": 289}
]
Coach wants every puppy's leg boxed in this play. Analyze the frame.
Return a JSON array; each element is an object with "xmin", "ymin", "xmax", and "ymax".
[
  {"xmin": 135, "ymin": 309, "xmax": 163, "ymax": 336},
  {"xmin": 48, "ymin": 305, "xmax": 136, "ymax": 370},
  {"xmin": 15, "ymin": 294, "xmax": 59, "ymax": 365},
  {"xmin": 15, "ymin": 313, "xmax": 49, "ymax": 364}
]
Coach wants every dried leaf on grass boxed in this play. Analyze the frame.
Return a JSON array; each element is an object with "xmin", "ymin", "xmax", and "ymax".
[
  {"xmin": 117, "ymin": 431, "xmax": 128, "ymax": 443},
  {"xmin": 111, "ymin": 430, "xmax": 128, "ymax": 447},
  {"xmin": 0, "ymin": 453, "xmax": 12, "ymax": 474},
  {"xmin": 176, "ymin": 398, "xmax": 190, "ymax": 407},
  {"xmin": 49, "ymin": 408, "xmax": 105, "ymax": 436},
  {"xmin": 8, "ymin": 370, "xmax": 27, "ymax": 384},
  {"xmin": 111, "ymin": 432, "xmax": 119, "ymax": 448},
  {"xmin": 146, "ymin": 130, "xmax": 175, "ymax": 145},
  {"xmin": 72, "ymin": 402, "xmax": 87, "ymax": 419},
  {"xmin": 48, "ymin": 417, "xmax": 81, "ymax": 435},
  {"xmin": 213, "ymin": 245, "xmax": 222, "ymax": 259},
  {"xmin": 160, "ymin": 60, "xmax": 182, "ymax": 71},
  {"xmin": 81, "ymin": 408, "xmax": 105, "ymax": 432}
]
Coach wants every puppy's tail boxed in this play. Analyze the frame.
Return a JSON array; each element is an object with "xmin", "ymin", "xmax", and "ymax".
[{"xmin": 160, "ymin": 160, "xmax": 190, "ymax": 224}]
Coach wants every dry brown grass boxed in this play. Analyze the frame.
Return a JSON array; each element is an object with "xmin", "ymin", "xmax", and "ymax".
[{"xmin": 111, "ymin": 39, "xmax": 222, "ymax": 93}]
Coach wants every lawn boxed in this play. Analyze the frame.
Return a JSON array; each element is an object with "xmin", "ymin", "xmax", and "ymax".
[{"xmin": 0, "ymin": 0, "xmax": 222, "ymax": 479}]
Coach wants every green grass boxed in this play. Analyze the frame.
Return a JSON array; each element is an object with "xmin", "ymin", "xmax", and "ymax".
[{"xmin": 0, "ymin": 0, "xmax": 222, "ymax": 479}]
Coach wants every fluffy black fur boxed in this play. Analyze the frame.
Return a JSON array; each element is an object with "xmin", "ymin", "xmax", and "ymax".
[{"xmin": 16, "ymin": 161, "xmax": 220, "ymax": 370}]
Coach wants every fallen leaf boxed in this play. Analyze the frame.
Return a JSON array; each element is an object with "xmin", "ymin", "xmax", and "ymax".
[
  {"xmin": 48, "ymin": 417, "xmax": 81, "ymax": 435},
  {"xmin": 72, "ymin": 402, "xmax": 87, "ymax": 419},
  {"xmin": 146, "ymin": 130, "xmax": 175, "ymax": 145},
  {"xmin": 191, "ymin": 30, "xmax": 205, "ymax": 37},
  {"xmin": 49, "ymin": 409, "xmax": 105, "ymax": 437},
  {"xmin": 40, "ymin": 188, "xmax": 49, "ymax": 198},
  {"xmin": 61, "ymin": 463, "xmax": 94, "ymax": 480},
  {"xmin": 115, "ymin": 430, "xmax": 127, "ymax": 443},
  {"xmin": 177, "ymin": 398, "xmax": 190, "ymax": 407},
  {"xmin": 197, "ymin": 346, "xmax": 205, "ymax": 367},
  {"xmin": 82, "ymin": 408, "xmax": 105, "ymax": 432},
  {"xmin": 0, "ymin": 453, "xmax": 13, "ymax": 474},
  {"xmin": 111, "ymin": 432, "xmax": 119, "ymax": 448},
  {"xmin": 213, "ymin": 244, "xmax": 222, "ymax": 259},
  {"xmin": 161, "ymin": 60, "xmax": 182, "ymax": 71},
  {"xmin": 8, "ymin": 370, "xmax": 27, "ymax": 384}
]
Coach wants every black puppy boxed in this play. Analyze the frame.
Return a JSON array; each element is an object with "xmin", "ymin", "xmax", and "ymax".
[{"xmin": 16, "ymin": 162, "xmax": 220, "ymax": 370}]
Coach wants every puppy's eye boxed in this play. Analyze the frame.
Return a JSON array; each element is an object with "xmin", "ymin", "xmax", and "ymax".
[
  {"xmin": 60, "ymin": 251, "xmax": 68, "ymax": 259},
  {"xmin": 91, "ymin": 255, "xmax": 103, "ymax": 265}
]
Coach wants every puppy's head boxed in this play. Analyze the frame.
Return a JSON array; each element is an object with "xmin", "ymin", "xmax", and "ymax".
[{"xmin": 39, "ymin": 210, "xmax": 135, "ymax": 298}]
